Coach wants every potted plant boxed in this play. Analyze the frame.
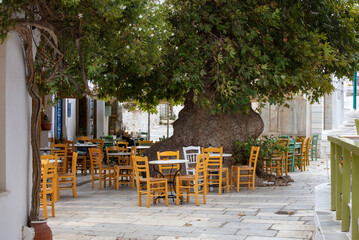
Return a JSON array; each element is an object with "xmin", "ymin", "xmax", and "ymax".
[{"xmin": 42, "ymin": 114, "xmax": 52, "ymax": 131}]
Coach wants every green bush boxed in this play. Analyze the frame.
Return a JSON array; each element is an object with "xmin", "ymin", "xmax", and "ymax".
[{"xmin": 233, "ymin": 137, "xmax": 287, "ymax": 166}]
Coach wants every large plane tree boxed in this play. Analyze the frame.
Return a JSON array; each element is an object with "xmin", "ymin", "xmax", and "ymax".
[
  {"xmin": 96, "ymin": 0, "xmax": 359, "ymax": 160},
  {"xmin": 1, "ymin": 0, "xmax": 359, "ymax": 222}
]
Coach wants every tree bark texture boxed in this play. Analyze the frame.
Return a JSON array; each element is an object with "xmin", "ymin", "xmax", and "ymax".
[
  {"xmin": 15, "ymin": 26, "xmax": 42, "ymax": 221},
  {"xmin": 146, "ymin": 91, "xmax": 264, "ymax": 174}
]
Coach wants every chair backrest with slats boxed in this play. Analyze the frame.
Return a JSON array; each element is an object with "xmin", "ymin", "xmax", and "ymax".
[
  {"xmin": 90, "ymin": 139, "xmax": 104, "ymax": 150},
  {"xmin": 195, "ymin": 153, "xmax": 208, "ymax": 180},
  {"xmin": 301, "ymin": 138, "xmax": 309, "ymax": 160},
  {"xmin": 133, "ymin": 156, "xmax": 150, "ymax": 185},
  {"xmin": 116, "ymin": 141, "xmax": 129, "ymax": 150},
  {"xmin": 41, "ymin": 160, "xmax": 56, "ymax": 189},
  {"xmin": 157, "ymin": 151, "xmax": 180, "ymax": 173},
  {"xmin": 202, "ymin": 147, "xmax": 223, "ymax": 170},
  {"xmin": 64, "ymin": 140, "xmax": 74, "ymax": 154},
  {"xmin": 51, "ymin": 143, "xmax": 68, "ymax": 172},
  {"xmin": 70, "ymin": 152, "xmax": 78, "ymax": 174},
  {"xmin": 89, "ymin": 147, "xmax": 103, "ymax": 171},
  {"xmin": 312, "ymin": 134, "xmax": 318, "ymax": 146},
  {"xmin": 306, "ymin": 137, "xmax": 312, "ymax": 158},
  {"xmin": 78, "ymin": 136, "xmax": 91, "ymax": 142},
  {"xmin": 278, "ymin": 135, "xmax": 290, "ymax": 139},
  {"xmin": 249, "ymin": 146, "xmax": 260, "ymax": 169},
  {"xmin": 183, "ymin": 146, "xmax": 201, "ymax": 164},
  {"xmin": 106, "ymin": 146, "xmax": 121, "ymax": 165},
  {"xmin": 130, "ymin": 146, "xmax": 137, "ymax": 166}
]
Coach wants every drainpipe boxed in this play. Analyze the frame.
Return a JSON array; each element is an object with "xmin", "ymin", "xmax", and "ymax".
[
  {"xmin": 147, "ymin": 112, "xmax": 150, "ymax": 140},
  {"xmin": 354, "ymin": 69, "xmax": 357, "ymax": 110}
]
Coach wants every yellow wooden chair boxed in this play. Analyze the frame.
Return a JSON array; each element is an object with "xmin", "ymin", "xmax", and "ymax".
[
  {"xmin": 175, "ymin": 153, "xmax": 208, "ymax": 206},
  {"xmin": 116, "ymin": 141, "xmax": 129, "ymax": 150},
  {"xmin": 305, "ymin": 137, "xmax": 312, "ymax": 166},
  {"xmin": 113, "ymin": 146, "xmax": 135, "ymax": 190},
  {"xmin": 106, "ymin": 146, "xmax": 123, "ymax": 166},
  {"xmin": 231, "ymin": 146, "xmax": 260, "ymax": 192},
  {"xmin": 294, "ymin": 138, "xmax": 308, "ymax": 171},
  {"xmin": 40, "ymin": 160, "xmax": 56, "ymax": 219},
  {"xmin": 89, "ymin": 148, "xmax": 114, "ymax": 189},
  {"xmin": 51, "ymin": 143, "xmax": 68, "ymax": 173},
  {"xmin": 77, "ymin": 136, "xmax": 91, "ymax": 142},
  {"xmin": 64, "ymin": 140, "xmax": 74, "ymax": 171},
  {"xmin": 133, "ymin": 155, "xmax": 168, "ymax": 208},
  {"xmin": 157, "ymin": 151, "xmax": 180, "ymax": 176},
  {"xmin": 58, "ymin": 152, "xmax": 78, "ymax": 198},
  {"xmin": 202, "ymin": 147, "xmax": 229, "ymax": 195},
  {"xmin": 41, "ymin": 154, "xmax": 59, "ymax": 201}
]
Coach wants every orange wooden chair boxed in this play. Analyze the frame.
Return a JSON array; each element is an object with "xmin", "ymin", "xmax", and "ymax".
[
  {"xmin": 58, "ymin": 152, "xmax": 78, "ymax": 198},
  {"xmin": 41, "ymin": 154, "xmax": 59, "ymax": 201},
  {"xmin": 133, "ymin": 155, "xmax": 168, "ymax": 208},
  {"xmin": 305, "ymin": 137, "xmax": 312, "ymax": 166},
  {"xmin": 40, "ymin": 160, "xmax": 56, "ymax": 219},
  {"xmin": 231, "ymin": 146, "xmax": 260, "ymax": 192},
  {"xmin": 77, "ymin": 136, "xmax": 91, "ymax": 142},
  {"xmin": 51, "ymin": 143, "xmax": 68, "ymax": 173},
  {"xmin": 64, "ymin": 140, "xmax": 74, "ymax": 171},
  {"xmin": 116, "ymin": 141, "xmax": 129, "ymax": 150},
  {"xmin": 295, "ymin": 138, "xmax": 308, "ymax": 171},
  {"xmin": 111, "ymin": 146, "xmax": 136, "ymax": 190},
  {"xmin": 175, "ymin": 153, "xmax": 209, "ymax": 206},
  {"xmin": 89, "ymin": 148, "xmax": 114, "ymax": 189},
  {"xmin": 202, "ymin": 147, "xmax": 229, "ymax": 195}
]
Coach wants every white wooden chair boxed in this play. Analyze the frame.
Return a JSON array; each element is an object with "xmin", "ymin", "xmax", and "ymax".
[{"xmin": 183, "ymin": 146, "xmax": 201, "ymax": 175}]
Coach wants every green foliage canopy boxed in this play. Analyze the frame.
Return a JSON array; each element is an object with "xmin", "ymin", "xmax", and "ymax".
[
  {"xmin": 164, "ymin": 0, "xmax": 359, "ymax": 113},
  {"xmin": 1, "ymin": 0, "xmax": 359, "ymax": 114}
]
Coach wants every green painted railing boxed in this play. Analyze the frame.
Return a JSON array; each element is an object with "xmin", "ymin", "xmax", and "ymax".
[{"xmin": 328, "ymin": 136, "xmax": 359, "ymax": 240}]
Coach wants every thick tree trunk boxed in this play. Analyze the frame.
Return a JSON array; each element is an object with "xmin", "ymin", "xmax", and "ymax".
[
  {"xmin": 16, "ymin": 25, "xmax": 42, "ymax": 221},
  {"xmin": 146, "ymin": 91, "xmax": 264, "ymax": 171}
]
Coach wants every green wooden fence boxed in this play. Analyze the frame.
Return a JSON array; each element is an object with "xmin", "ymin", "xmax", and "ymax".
[{"xmin": 328, "ymin": 136, "xmax": 359, "ymax": 240}]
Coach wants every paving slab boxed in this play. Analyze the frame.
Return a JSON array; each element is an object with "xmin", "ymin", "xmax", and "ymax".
[{"xmin": 48, "ymin": 159, "xmax": 330, "ymax": 239}]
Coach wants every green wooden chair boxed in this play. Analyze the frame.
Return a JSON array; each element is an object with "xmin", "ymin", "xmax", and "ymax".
[
  {"xmin": 309, "ymin": 134, "xmax": 319, "ymax": 161},
  {"xmin": 278, "ymin": 135, "xmax": 290, "ymax": 139},
  {"xmin": 288, "ymin": 138, "xmax": 296, "ymax": 172}
]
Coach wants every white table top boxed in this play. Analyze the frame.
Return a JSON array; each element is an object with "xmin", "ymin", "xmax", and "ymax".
[
  {"xmin": 75, "ymin": 143, "xmax": 98, "ymax": 147},
  {"xmin": 210, "ymin": 153, "xmax": 232, "ymax": 158},
  {"xmin": 149, "ymin": 159, "xmax": 188, "ymax": 165},
  {"xmin": 128, "ymin": 145, "xmax": 151, "ymax": 149},
  {"xmin": 107, "ymin": 152, "xmax": 131, "ymax": 156},
  {"xmin": 40, "ymin": 147, "xmax": 60, "ymax": 152},
  {"xmin": 40, "ymin": 147, "xmax": 51, "ymax": 151}
]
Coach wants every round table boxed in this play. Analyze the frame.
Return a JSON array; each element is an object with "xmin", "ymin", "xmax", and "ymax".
[{"xmin": 149, "ymin": 159, "xmax": 188, "ymax": 200}]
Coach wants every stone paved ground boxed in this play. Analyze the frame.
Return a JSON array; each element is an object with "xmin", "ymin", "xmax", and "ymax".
[{"xmin": 48, "ymin": 159, "xmax": 330, "ymax": 240}]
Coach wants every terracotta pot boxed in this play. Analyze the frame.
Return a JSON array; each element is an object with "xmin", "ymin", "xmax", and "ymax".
[
  {"xmin": 31, "ymin": 220, "xmax": 53, "ymax": 240},
  {"xmin": 42, "ymin": 123, "xmax": 52, "ymax": 131}
]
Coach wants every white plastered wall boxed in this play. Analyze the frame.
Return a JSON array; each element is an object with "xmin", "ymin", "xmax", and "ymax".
[
  {"xmin": 0, "ymin": 33, "xmax": 32, "ymax": 239},
  {"xmin": 97, "ymin": 100, "xmax": 106, "ymax": 137},
  {"xmin": 64, "ymin": 98, "xmax": 77, "ymax": 140}
]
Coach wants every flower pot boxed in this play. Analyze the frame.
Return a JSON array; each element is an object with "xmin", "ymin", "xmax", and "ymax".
[
  {"xmin": 42, "ymin": 123, "xmax": 52, "ymax": 131},
  {"xmin": 31, "ymin": 220, "xmax": 52, "ymax": 240}
]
